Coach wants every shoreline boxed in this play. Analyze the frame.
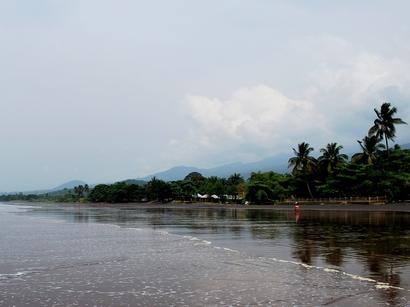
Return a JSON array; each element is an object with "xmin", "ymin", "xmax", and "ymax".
[
  {"xmin": 0, "ymin": 202, "xmax": 394, "ymax": 306},
  {"xmin": 5, "ymin": 200, "xmax": 410, "ymax": 213}
]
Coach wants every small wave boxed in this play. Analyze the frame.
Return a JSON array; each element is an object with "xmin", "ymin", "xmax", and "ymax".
[
  {"xmin": 375, "ymin": 283, "xmax": 404, "ymax": 290},
  {"xmin": 185, "ymin": 236, "xmax": 201, "ymax": 241},
  {"xmin": 194, "ymin": 240, "xmax": 212, "ymax": 246},
  {"xmin": 264, "ymin": 257, "xmax": 407, "ymax": 291},
  {"xmin": 223, "ymin": 247, "xmax": 239, "ymax": 253},
  {"xmin": 153, "ymin": 229, "xmax": 406, "ymax": 291},
  {"xmin": 0, "ymin": 271, "xmax": 32, "ymax": 280},
  {"xmin": 341, "ymin": 272, "xmax": 377, "ymax": 283},
  {"xmin": 182, "ymin": 235, "xmax": 212, "ymax": 246},
  {"xmin": 180, "ymin": 235, "xmax": 240, "ymax": 252},
  {"xmin": 156, "ymin": 230, "xmax": 170, "ymax": 235},
  {"xmin": 123, "ymin": 226, "xmax": 146, "ymax": 232}
]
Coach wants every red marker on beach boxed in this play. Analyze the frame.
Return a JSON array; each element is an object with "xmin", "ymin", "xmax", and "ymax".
[{"xmin": 294, "ymin": 202, "xmax": 300, "ymax": 222}]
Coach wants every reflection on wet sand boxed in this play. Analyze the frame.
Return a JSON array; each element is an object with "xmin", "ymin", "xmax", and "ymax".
[
  {"xmin": 21, "ymin": 205, "xmax": 410, "ymax": 305},
  {"xmin": 290, "ymin": 210, "xmax": 410, "ymax": 305}
]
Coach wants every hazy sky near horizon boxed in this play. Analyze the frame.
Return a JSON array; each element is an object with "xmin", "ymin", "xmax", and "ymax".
[{"xmin": 1, "ymin": 1, "xmax": 410, "ymax": 191}]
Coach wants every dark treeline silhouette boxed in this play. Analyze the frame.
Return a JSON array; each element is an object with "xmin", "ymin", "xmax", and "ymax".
[
  {"xmin": 1, "ymin": 102, "xmax": 408, "ymax": 204},
  {"xmin": 88, "ymin": 173, "xmax": 246, "ymax": 203},
  {"xmin": 285, "ymin": 102, "xmax": 408, "ymax": 201}
]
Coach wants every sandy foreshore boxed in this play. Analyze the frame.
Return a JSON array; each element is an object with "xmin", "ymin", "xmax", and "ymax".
[
  {"xmin": 5, "ymin": 200, "xmax": 410, "ymax": 212},
  {"xmin": 1, "ymin": 203, "xmax": 397, "ymax": 306}
]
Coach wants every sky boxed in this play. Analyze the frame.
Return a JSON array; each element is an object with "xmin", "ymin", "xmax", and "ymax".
[{"xmin": 1, "ymin": 0, "xmax": 410, "ymax": 192}]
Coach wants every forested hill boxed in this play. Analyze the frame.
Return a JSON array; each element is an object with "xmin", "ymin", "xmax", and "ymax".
[
  {"xmin": 138, "ymin": 154, "xmax": 289, "ymax": 181},
  {"xmin": 137, "ymin": 143, "xmax": 410, "ymax": 181},
  {"xmin": 2, "ymin": 180, "xmax": 87, "ymax": 196}
]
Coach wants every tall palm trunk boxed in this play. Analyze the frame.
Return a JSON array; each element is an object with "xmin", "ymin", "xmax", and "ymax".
[
  {"xmin": 384, "ymin": 133, "xmax": 389, "ymax": 156},
  {"xmin": 305, "ymin": 177, "xmax": 313, "ymax": 198},
  {"xmin": 306, "ymin": 181, "xmax": 313, "ymax": 198}
]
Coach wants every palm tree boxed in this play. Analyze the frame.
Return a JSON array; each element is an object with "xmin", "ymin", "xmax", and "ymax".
[
  {"xmin": 288, "ymin": 142, "xmax": 317, "ymax": 198},
  {"xmin": 227, "ymin": 173, "xmax": 244, "ymax": 185},
  {"xmin": 352, "ymin": 135, "xmax": 385, "ymax": 165},
  {"xmin": 318, "ymin": 143, "xmax": 348, "ymax": 174},
  {"xmin": 368, "ymin": 102, "xmax": 407, "ymax": 155},
  {"xmin": 74, "ymin": 185, "xmax": 85, "ymax": 198},
  {"xmin": 227, "ymin": 173, "xmax": 244, "ymax": 201}
]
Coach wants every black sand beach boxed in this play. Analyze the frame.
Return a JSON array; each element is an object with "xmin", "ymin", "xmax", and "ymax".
[
  {"xmin": 10, "ymin": 201, "xmax": 410, "ymax": 212},
  {"xmin": 2, "ymin": 203, "xmax": 410, "ymax": 306}
]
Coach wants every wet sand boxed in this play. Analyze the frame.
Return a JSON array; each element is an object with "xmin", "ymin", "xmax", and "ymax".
[
  {"xmin": 1, "ymin": 204, "xmax": 408, "ymax": 306},
  {"xmin": 10, "ymin": 201, "xmax": 410, "ymax": 213}
]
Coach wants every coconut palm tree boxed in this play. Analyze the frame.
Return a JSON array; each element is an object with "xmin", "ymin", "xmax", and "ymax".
[
  {"xmin": 352, "ymin": 135, "xmax": 385, "ymax": 165},
  {"xmin": 318, "ymin": 143, "xmax": 348, "ymax": 174},
  {"xmin": 227, "ymin": 173, "xmax": 244, "ymax": 201},
  {"xmin": 368, "ymin": 102, "xmax": 407, "ymax": 155},
  {"xmin": 74, "ymin": 185, "xmax": 85, "ymax": 198},
  {"xmin": 288, "ymin": 142, "xmax": 317, "ymax": 198}
]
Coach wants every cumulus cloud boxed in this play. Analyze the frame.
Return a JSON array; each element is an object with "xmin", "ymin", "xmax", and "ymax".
[
  {"xmin": 2, "ymin": 1, "xmax": 410, "ymax": 190},
  {"xmin": 306, "ymin": 53, "xmax": 407, "ymax": 107},
  {"xmin": 178, "ymin": 46, "xmax": 410, "ymax": 163},
  {"xmin": 305, "ymin": 51, "xmax": 410, "ymax": 145},
  {"xmin": 179, "ymin": 85, "xmax": 329, "ymax": 163}
]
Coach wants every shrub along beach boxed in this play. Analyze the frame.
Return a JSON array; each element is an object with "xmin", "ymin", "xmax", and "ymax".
[{"xmin": 1, "ymin": 103, "xmax": 409, "ymax": 205}]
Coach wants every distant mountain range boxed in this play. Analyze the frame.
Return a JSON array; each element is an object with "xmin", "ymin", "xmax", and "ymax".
[
  {"xmin": 7, "ymin": 180, "xmax": 87, "ymax": 196},
  {"xmin": 137, "ymin": 142, "xmax": 410, "ymax": 182},
  {"xmin": 121, "ymin": 179, "xmax": 148, "ymax": 186},
  {"xmin": 7, "ymin": 142, "xmax": 410, "ymax": 195},
  {"xmin": 137, "ymin": 153, "xmax": 290, "ymax": 181},
  {"xmin": 51, "ymin": 180, "xmax": 88, "ymax": 191}
]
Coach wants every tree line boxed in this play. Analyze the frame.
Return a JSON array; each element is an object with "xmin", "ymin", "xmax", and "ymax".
[
  {"xmin": 285, "ymin": 102, "xmax": 408, "ymax": 201},
  {"xmin": 1, "ymin": 102, "xmax": 408, "ymax": 204}
]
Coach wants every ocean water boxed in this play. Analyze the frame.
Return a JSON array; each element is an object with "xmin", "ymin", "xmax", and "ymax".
[{"xmin": 1, "ymin": 203, "xmax": 410, "ymax": 306}]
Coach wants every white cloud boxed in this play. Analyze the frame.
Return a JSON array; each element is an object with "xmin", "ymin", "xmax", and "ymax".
[
  {"xmin": 179, "ymin": 85, "xmax": 329, "ymax": 163},
  {"xmin": 2, "ymin": 1, "xmax": 410, "ymax": 189},
  {"xmin": 305, "ymin": 50, "xmax": 410, "ymax": 146},
  {"xmin": 306, "ymin": 53, "xmax": 407, "ymax": 107},
  {"xmin": 178, "ymin": 46, "xmax": 410, "ymax": 164}
]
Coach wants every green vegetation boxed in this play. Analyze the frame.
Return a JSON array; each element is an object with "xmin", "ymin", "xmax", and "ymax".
[
  {"xmin": 368, "ymin": 102, "xmax": 407, "ymax": 154},
  {"xmin": 288, "ymin": 142, "xmax": 317, "ymax": 198},
  {"xmin": 1, "ymin": 102, "xmax": 408, "ymax": 204},
  {"xmin": 0, "ymin": 185, "xmax": 91, "ymax": 203}
]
